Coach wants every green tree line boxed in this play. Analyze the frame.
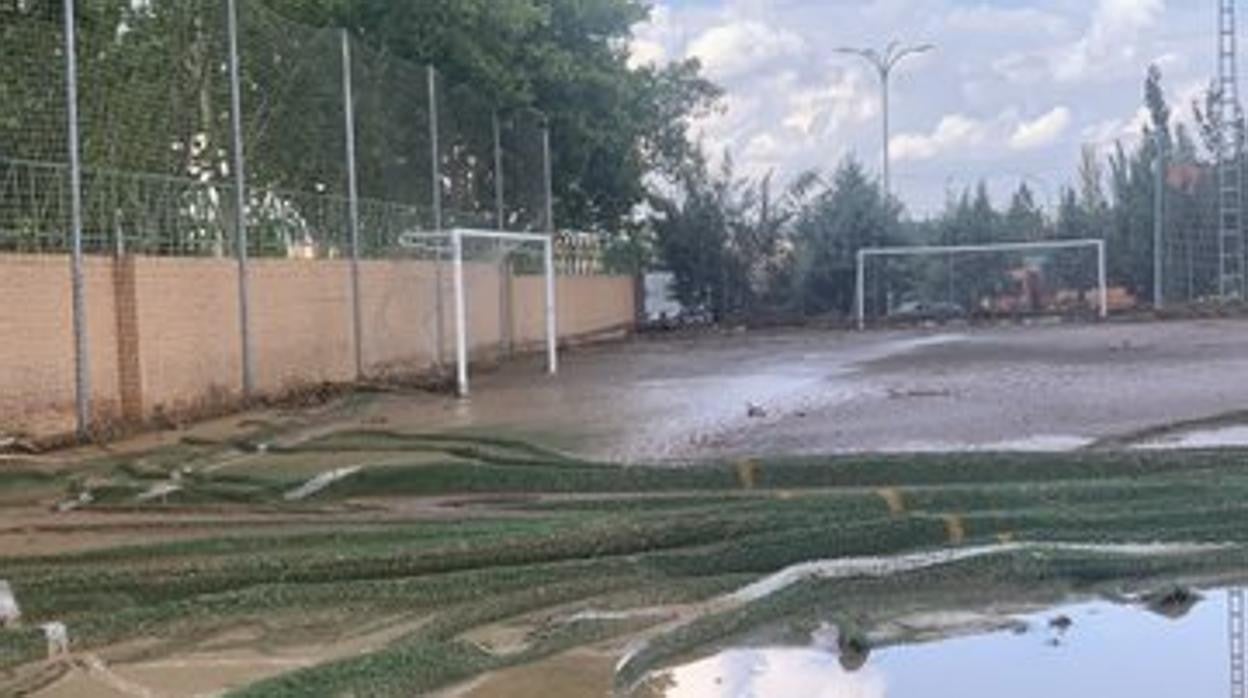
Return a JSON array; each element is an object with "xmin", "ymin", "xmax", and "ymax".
[{"xmin": 650, "ymin": 63, "xmax": 1232, "ymax": 321}]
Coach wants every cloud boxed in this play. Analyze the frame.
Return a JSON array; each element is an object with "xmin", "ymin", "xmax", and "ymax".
[
  {"xmin": 1053, "ymin": 0, "xmax": 1165, "ymax": 83},
  {"xmin": 892, "ymin": 114, "xmax": 991, "ymax": 161},
  {"xmin": 1010, "ymin": 107, "xmax": 1073, "ymax": 150},
  {"xmin": 992, "ymin": 0, "xmax": 1165, "ymax": 86},
  {"xmin": 664, "ymin": 649, "xmax": 887, "ymax": 698},
  {"xmin": 628, "ymin": 3, "xmax": 673, "ymax": 68},
  {"xmin": 945, "ymin": 6, "xmax": 1068, "ymax": 36},
  {"xmin": 624, "ymin": 0, "xmax": 1209, "ymax": 215},
  {"xmin": 782, "ymin": 71, "xmax": 877, "ymax": 138},
  {"xmin": 687, "ymin": 20, "xmax": 805, "ymax": 80}
]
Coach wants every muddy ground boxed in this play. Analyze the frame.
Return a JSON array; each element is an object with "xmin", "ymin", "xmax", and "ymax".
[
  {"xmin": 4, "ymin": 320, "xmax": 1248, "ymax": 696},
  {"xmin": 337, "ymin": 319, "xmax": 1248, "ymax": 459}
]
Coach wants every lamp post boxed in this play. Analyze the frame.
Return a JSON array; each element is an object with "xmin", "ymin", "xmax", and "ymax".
[{"xmin": 836, "ymin": 41, "xmax": 934, "ymax": 199}]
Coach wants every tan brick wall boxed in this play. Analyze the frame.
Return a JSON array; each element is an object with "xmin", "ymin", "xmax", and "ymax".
[
  {"xmin": 0, "ymin": 254, "xmax": 634, "ymax": 439},
  {"xmin": 0, "ymin": 256, "xmax": 120, "ymax": 436},
  {"xmin": 357, "ymin": 260, "xmax": 446, "ymax": 374},
  {"xmin": 249, "ymin": 260, "xmax": 356, "ymax": 393},
  {"xmin": 512, "ymin": 275, "xmax": 637, "ymax": 346},
  {"xmin": 132, "ymin": 257, "xmax": 242, "ymax": 418}
]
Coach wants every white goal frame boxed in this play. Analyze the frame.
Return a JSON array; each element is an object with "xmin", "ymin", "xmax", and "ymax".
[
  {"xmin": 400, "ymin": 228, "xmax": 557, "ymax": 398},
  {"xmin": 855, "ymin": 238, "xmax": 1108, "ymax": 330}
]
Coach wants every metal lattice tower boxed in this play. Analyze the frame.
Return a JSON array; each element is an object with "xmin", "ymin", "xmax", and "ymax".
[
  {"xmin": 1233, "ymin": 589, "xmax": 1246, "ymax": 698},
  {"xmin": 1217, "ymin": 0, "xmax": 1246, "ymax": 299}
]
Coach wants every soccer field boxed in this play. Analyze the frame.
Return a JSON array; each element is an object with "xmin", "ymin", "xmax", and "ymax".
[
  {"xmin": 364, "ymin": 318, "xmax": 1248, "ymax": 461},
  {"xmin": 6, "ymin": 319, "xmax": 1248, "ymax": 697}
]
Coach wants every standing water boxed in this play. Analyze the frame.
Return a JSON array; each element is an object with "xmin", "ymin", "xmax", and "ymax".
[{"xmin": 643, "ymin": 591, "xmax": 1238, "ymax": 698}]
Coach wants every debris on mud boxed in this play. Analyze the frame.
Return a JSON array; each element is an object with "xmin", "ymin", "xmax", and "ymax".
[
  {"xmin": 0, "ymin": 434, "xmax": 40, "ymax": 456},
  {"xmin": 40, "ymin": 622, "xmax": 68, "ymax": 657},
  {"xmin": 836, "ymin": 626, "xmax": 871, "ymax": 673},
  {"xmin": 1142, "ymin": 587, "xmax": 1203, "ymax": 620},
  {"xmin": 54, "ymin": 491, "xmax": 94, "ymax": 513},
  {"xmin": 887, "ymin": 388, "xmax": 953, "ymax": 400},
  {"xmin": 0, "ymin": 581, "xmax": 19, "ymax": 628},
  {"xmin": 284, "ymin": 466, "xmax": 363, "ymax": 501},
  {"xmin": 136, "ymin": 481, "xmax": 183, "ymax": 503}
]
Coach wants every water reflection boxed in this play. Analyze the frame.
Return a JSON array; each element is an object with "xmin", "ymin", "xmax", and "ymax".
[{"xmin": 642, "ymin": 590, "xmax": 1237, "ymax": 698}]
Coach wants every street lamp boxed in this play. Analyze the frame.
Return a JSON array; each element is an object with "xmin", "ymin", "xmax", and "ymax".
[{"xmin": 836, "ymin": 41, "xmax": 934, "ymax": 199}]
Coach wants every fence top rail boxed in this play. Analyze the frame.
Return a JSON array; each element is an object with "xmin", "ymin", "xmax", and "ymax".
[{"xmin": 858, "ymin": 239, "xmax": 1106, "ymax": 259}]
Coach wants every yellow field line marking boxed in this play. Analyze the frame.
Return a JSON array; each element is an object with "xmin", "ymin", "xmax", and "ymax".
[
  {"xmin": 943, "ymin": 514, "xmax": 967, "ymax": 545},
  {"xmin": 80, "ymin": 655, "xmax": 156, "ymax": 698},
  {"xmin": 736, "ymin": 460, "xmax": 759, "ymax": 490},
  {"xmin": 877, "ymin": 488, "xmax": 906, "ymax": 516}
]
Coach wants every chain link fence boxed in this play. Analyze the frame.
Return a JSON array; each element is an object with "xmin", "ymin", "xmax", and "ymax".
[{"xmin": 1, "ymin": 0, "xmax": 573, "ymax": 437}]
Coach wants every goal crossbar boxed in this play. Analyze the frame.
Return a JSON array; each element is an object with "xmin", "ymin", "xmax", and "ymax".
[
  {"xmin": 400, "ymin": 228, "xmax": 558, "ymax": 397},
  {"xmin": 855, "ymin": 238, "xmax": 1108, "ymax": 329}
]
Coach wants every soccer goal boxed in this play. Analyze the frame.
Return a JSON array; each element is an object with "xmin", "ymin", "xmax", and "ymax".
[
  {"xmin": 399, "ymin": 228, "xmax": 557, "ymax": 398},
  {"xmin": 855, "ymin": 239, "xmax": 1108, "ymax": 330}
]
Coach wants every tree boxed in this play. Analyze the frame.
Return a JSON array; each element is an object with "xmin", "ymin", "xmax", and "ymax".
[
  {"xmin": 1004, "ymin": 182, "xmax": 1046, "ymax": 242},
  {"xmin": 263, "ymin": 0, "xmax": 720, "ymax": 231},
  {"xmin": 790, "ymin": 158, "xmax": 901, "ymax": 316},
  {"xmin": 650, "ymin": 153, "xmax": 741, "ymax": 320},
  {"xmin": 930, "ymin": 183, "xmax": 1011, "ymax": 311},
  {"xmin": 1, "ymin": 0, "xmax": 720, "ymax": 253},
  {"xmin": 650, "ymin": 153, "xmax": 797, "ymax": 320}
]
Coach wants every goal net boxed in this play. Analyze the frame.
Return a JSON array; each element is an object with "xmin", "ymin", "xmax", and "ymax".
[
  {"xmin": 399, "ymin": 228, "xmax": 557, "ymax": 397},
  {"xmin": 855, "ymin": 239, "xmax": 1108, "ymax": 329}
]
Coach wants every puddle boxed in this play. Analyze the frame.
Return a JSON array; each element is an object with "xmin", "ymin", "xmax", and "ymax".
[
  {"xmin": 639, "ymin": 591, "xmax": 1234, "ymax": 697},
  {"xmin": 615, "ymin": 334, "xmax": 970, "ymax": 461},
  {"xmin": 880, "ymin": 435, "xmax": 1093, "ymax": 454},
  {"xmin": 1135, "ymin": 425, "xmax": 1248, "ymax": 450}
]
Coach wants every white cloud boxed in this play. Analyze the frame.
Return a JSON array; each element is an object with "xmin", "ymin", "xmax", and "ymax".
[
  {"xmin": 628, "ymin": 4, "xmax": 674, "ymax": 68},
  {"xmin": 688, "ymin": 20, "xmax": 805, "ymax": 80},
  {"xmin": 782, "ymin": 71, "xmax": 877, "ymax": 138},
  {"xmin": 1010, "ymin": 107, "xmax": 1073, "ymax": 150},
  {"xmin": 992, "ymin": 0, "xmax": 1165, "ymax": 86},
  {"xmin": 664, "ymin": 649, "xmax": 886, "ymax": 698},
  {"xmin": 626, "ymin": 0, "xmax": 1209, "ymax": 215},
  {"xmin": 945, "ymin": 6, "xmax": 1068, "ymax": 36},
  {"xmin": 1053, "ymin": 0, "xmax": 1164, "ymax": 83},
  {"xmin": 892, "ymin": 114, "xmax": 991, "ymax": 162}
]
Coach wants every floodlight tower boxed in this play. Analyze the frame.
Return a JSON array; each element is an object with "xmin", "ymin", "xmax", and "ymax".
[
  {"xmin": 1217, "ymin": 0, "xmax": 1246, "ymax": 299},
  {"xmin": 1223, "ymin": 12, "xmax": 1248, "ymax": 695},
  {"xmin": 1234, "ymin": 588, "xmax": 1246, "ymax": 698},
  {"xmin": 835, "ymin": 41, "xmax": 934, "ymax": 199}
]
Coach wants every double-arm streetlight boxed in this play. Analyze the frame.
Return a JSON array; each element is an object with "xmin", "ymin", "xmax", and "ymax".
[{"xmin": 836, "ymin": 41, "xmax": 935, "ymax": 199}]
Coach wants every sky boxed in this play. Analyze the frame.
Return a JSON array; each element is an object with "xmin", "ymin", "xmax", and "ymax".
[{"xmin": 628, "ymin": 0, "xmax": 1218, "ymax": 217}]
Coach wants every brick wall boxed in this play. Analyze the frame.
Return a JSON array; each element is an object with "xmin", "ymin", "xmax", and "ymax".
[{"xmin": 0, "ymin": 254, "xmax": 636, "ymax": 439}]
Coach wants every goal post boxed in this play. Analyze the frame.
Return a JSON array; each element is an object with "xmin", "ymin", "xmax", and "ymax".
[
  {"xmin": 400, "ymin": 228, "xmax": 557, "ymax": 397},
  {"xmin": 855, "ymin": 239, "xmax": 1108, "ymax": 330}
]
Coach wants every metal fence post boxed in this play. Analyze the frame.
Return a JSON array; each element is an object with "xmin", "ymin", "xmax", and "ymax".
[
  {"xmin": 1098, "ymin": 240, "xmax": 1110, "ymax": 319},
  {"xmin": 856, "ymin": 250, "xmax": 867, "ymax": 331},
  {"xmin": 428, "ymin": 65, "xmax": 445, "ymax": 365},
  {"xmin": 63, "ymin": 0, "xmax": 91, "ymax": 438},
  {"xmin": 541, "ymin": 119, "xmax": 558, "ymax": 374},
  {"xmin": 1154, "ymin": 129, "xmax": 1165, "ymax": 309},
  {"xmin": 341, "ymin": 30, "xmax": 364, "ymax": 380},
  {"xmin": 544, "ymin": 237, "xmax": 558, "ymax": 376},
  {"xmin": 226, "ymin": 0, "xmax": 255, "ymax": 397},
  {"xmin": 542, "ymin": 119, "xmax": 554, "ymax": 235},
  {"xmin": 493, "ymin": 111, "xmax": 505, "ymax": 230},
  {"xmin": 493, "ymin": 110, "xmax": 512, "ymax": 356}
]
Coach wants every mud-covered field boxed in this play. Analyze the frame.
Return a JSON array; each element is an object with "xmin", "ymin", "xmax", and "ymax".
[
  {"xmin": 334, "ymin": 319, "xmax": 1248, "ymax": 460},
  {"xmin": 4, "ymin": 321, "xmax": 1248, "ymax": 696}
]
